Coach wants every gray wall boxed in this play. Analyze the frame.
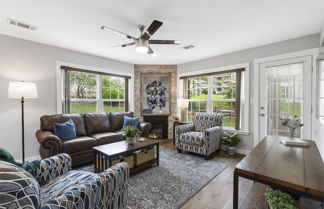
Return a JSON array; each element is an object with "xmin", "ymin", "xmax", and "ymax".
[
  {"xmin": 0, "ymin": 34, "xmax": 133, "ymax": 160},
  {"xmin": 178, "ymin": 34, "xmax": 320, "ymax": 152}
]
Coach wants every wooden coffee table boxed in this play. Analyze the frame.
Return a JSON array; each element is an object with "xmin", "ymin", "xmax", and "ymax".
[{"xmin": 93, "ymin": 138, "xmax": 159, "ymax": 174}]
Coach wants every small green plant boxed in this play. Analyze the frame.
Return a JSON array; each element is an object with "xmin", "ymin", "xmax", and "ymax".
[
  {"xmin": 121, "ymin": 126, "xmax": 139, "ymax": 139},
  {"xmin": 221, "ymin": 132, "xmax": 240, "ymax": 147},
  {"xmin": 264, "ymin": 188, "xmax": 297, "ymax": 209}
]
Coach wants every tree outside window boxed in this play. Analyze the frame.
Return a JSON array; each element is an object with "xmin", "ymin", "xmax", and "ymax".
[{"xmin": 66, "ymin": 71, "xmax": 126, "ymax": 114}]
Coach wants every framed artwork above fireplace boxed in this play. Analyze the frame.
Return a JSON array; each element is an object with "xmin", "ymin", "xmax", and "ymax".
[{"xmin": 141, "ymin": 73, "xmax": 171, "ymax": 116}]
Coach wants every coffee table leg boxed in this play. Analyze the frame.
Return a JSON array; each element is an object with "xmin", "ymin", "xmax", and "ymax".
[
  {"xmin": 233, "ymin": 171, "xmax": 239, "ymax": 209},
  {"xmin": 157, "ymin": 144, "xmax": 159, "ymax": 166},
  {"xmin": 109, "ymin": 158, "xmax": 112, "ymax": 168},
  {"xmin": 94, "ymin": 151, "xmax": 98, "ymax": 173}
]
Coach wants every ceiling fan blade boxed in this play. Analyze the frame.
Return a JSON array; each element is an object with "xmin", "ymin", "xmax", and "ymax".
[
  {"xmin": 149, "ymin": 40, "xmax": 180, "ymax": 45},
  {"xmin": 110, "ymin": 42, "xmax": 135, "ymax": 48},
  {"xmin": 101, "ymin": 26, "xmax": 135, "ymax": 40},
  {"xmin": 141, "ymin": 20, "xmax": 163, "ymax": 40},
  {"xmin": 147, "ymin": 46, "xmax": 154, "ymax": 54}
]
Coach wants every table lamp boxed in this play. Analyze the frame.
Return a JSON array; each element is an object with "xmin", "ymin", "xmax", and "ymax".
[
  {"xmin": 8, "ymin": 81, "xmax": 38, "ymax": 162},
  {"xmin": 177, "ymin": 98, "xmax": 189, "ymax": 122}
]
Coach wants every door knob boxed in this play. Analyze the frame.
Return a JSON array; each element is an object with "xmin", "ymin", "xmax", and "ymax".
[{"xmin": 260, "ymin": 113, "xmax": 265, "ymax": 117}]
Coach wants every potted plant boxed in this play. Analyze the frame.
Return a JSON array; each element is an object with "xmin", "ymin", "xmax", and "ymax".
[
  {"xmin": 264, "ymin": 188, "xmax": 297, "ymax": 209},
  {"xmin": 222, "ymin": 132, "xmax": 240, "ymax": 155},
  {"xmin": 121, "ymin": 126, "xmax": 139, "ymax": 145},
  {"xmin": 221, "ymin": 135, "xmax": 231, "ymax": 150}
]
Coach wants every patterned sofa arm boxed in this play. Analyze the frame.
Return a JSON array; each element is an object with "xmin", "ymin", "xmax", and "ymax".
[
  {"xmin": 0, "ymin": 161, "xmax": 40, "ymax": 209},
  {"xmin": 175, "ymin": 123, "xmax": 195, "ymax": 145},
  {"xmin": 36, "ymin": 153, "xmax": 72, "ymax": 186},
  {"xmin": 204, "ymin": 126, "xmax": 223, "ymax": 154},
  {"xmin": 40, "ymin": 163, "xmax": 129, "ymax": 209}
]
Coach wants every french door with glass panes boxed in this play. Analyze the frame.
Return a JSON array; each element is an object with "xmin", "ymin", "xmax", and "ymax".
[{"xmin": 259, "ymin": 56, "xmax": 312, "ymax": 140}]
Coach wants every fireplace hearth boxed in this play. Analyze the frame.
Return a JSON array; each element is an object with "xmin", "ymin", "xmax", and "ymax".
[{"xmin": 143, "ymin": 116, "xmax": 168, "ymax": 139}]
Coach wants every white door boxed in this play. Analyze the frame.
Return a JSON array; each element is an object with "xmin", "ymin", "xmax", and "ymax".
[{"xmin": 259, "ymin": 56, "xmax": 312, "ymax": 140}]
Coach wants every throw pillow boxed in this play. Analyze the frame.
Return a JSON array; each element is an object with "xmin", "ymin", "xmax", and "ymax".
[
  {"xmin": 123, "ymin": 116, "xmax": 139, "ymax": 127},
  {"xmin": 54, "ymin": 119, "xmax": 77, "ymax": 140}
]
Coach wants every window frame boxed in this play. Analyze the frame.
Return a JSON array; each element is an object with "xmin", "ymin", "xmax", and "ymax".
[
  {"xmin": 178, "ymin": 63, "xmax": 250, "ymax": 134},
  {"xmin": 318, "ymin": 59, "xmax": 324, "ymax": 124},
  {"xmin": 58, "ymin": 64, "xmax": 131, "ymax": 114},
  {"xmin": 187, "ymin": 72, "xmax": 240, "ymax": 130},
  {"xmin": 65, "ymin": 72, "xmax": 127, "ymax": 113}
]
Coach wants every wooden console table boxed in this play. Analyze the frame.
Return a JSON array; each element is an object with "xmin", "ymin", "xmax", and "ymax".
[{"xmin": 233, "ymin": 136, "xmax": 324, "ymax": 209}]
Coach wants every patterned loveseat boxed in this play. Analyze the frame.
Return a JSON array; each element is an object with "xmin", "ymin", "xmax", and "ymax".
[
  {"xmin": 175, "ymin": 112, "xmax": 223, "ymax": 159},
  {"xmin": 0, "ymin": 154, "xmax": 129, "ymax": 209}
]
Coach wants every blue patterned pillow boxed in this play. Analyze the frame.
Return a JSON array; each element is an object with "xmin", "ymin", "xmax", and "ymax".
[
  {"xmin": 123, "ymin": 116, "xmax": 139, "ymax": 127},
  {"xmin": 54, "ymin": 119, "xmax": 76, "ymax": 140}
]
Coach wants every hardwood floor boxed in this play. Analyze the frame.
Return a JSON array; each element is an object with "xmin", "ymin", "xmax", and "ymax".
[{"xmin": 158, "ymin": 139, "xmax": 323, "ymax": 209}]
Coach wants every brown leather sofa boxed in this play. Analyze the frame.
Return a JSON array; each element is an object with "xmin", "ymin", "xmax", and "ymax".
[{"xmin": 36, "ymin": 112, "xmax": 152, "ymax": 166}]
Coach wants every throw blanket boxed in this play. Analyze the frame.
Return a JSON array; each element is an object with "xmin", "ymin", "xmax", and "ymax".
[{"xmin": 0, "ymin": 147, "xmax": 43, "ymax": 185}]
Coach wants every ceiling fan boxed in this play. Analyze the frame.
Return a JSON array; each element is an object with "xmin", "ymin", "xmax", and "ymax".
[{"xmin": 101, "ymin": 20, "xmax": 180, "ymax": 55}]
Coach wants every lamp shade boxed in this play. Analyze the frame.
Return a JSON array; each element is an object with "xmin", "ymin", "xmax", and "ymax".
[
  {"xmin": 8, "ymin": 82, "xmax": 38, "ymax": 99},
  {"xmin": 177, "ymin": 99, "xmax": 189, "ymax": 108}
]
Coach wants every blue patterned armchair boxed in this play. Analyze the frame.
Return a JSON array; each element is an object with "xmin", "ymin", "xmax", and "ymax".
[
  {"xmin": 175, "ymin": 112, "xmax": 224, "ymax": 159},
  {"xmin": 0, "ymin": 153, "xmax": 129, "ymax": 209}
]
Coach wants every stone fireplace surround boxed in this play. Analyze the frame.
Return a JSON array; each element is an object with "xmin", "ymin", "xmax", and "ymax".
[{"xmin": 134, "ymin": 65, "xmax": 177, "ymax": 139}]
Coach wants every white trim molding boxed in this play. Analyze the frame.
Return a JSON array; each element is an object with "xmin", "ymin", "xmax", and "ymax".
[
  {"xmin": 253, "ymin": 48, "xmax": 319, "ymax": 147},
  {"xmin": 55, "ymin": 61, "xmax": 134, "ymax": 114},
  {"xmin": 177, "ymin": 62, "xmax": 250, "ymax": 134}
]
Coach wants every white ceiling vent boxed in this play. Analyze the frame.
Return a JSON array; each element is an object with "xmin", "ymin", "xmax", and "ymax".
[
  {"xmin": 183, "ymin": 44, "xmax": 194, "ymax": 50},
  {"xmin": 7, "ymin": 18, "xmax": 37, "ymax": 31}
]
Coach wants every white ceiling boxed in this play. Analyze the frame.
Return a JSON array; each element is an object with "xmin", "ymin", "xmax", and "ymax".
[{"xmin": 0, "ymin": 0, "xmax": 323, "ymax": 64}]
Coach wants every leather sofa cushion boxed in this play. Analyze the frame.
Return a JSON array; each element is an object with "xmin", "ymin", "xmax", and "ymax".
[
  {"xmin": 41, "ymin": 114, "xmax": 87, "ymax": 136},
  {"xmin": 109, "ymin": 112, "xmax": 134, "ymax": 131},
  {"xmin": 91, "ymin": 131, "xmax": 125, "ymax": 145},
  {"xmin": 63, "ymin": 136, "xmax": 97, "ymax": 153},
  {"xmin": 83, "ymin": 113, "xmax": 110, "ymax": 135}
]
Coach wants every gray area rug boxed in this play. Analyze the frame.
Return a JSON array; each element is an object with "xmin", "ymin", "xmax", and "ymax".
[{"xmin": 78, "ymin": 147, "xmax": 227, "ymax": 209}]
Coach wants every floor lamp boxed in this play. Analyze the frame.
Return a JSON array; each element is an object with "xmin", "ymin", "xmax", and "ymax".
[
  {"xmin": 8, "ymin": 81, "xmax": 38, "ymax": 162},
  {"xmin": 177, "ymin": 99, "xmax": 189, "ymax": 122}
]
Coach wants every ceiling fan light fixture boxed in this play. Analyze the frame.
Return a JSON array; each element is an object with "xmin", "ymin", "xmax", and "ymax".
[
  {"xmin": 136, "ymin": 46, "xmax": 149, "ymax": 53},
  {"xmin": 135, "ymin": 39, "xmax": 149, "ymax": 53}
]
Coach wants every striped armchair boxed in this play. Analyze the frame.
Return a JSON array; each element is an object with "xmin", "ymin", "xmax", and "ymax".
[
  {"xmin": 0, "ymin": 153, "xmax": 129, "ymax": 209},
  {"xmin": 175, "ymin": 112, "xmax": 224, "ymax": 159}
]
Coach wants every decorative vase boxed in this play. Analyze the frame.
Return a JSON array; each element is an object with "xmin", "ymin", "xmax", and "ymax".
[
  {"xmin": 126, "ymin": 137, "xmax": 136, "ymax": 145},
  {"xmin": 227, "ymin": 147, "xmax": 236, "ymax": 155},
  {"xmin": 288, "ymin": 128, "xmax": 296, "ymax": 140}
]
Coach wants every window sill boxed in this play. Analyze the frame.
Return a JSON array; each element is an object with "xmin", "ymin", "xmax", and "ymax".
[{"xmin": 223, "ymin": 128, "xmax": 250, "ymax": 136}]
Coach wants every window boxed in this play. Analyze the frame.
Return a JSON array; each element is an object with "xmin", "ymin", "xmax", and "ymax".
[
  {"xmin": 188, "ymin": 76, "xmax": 208, "ymax": 121},
  {"xmin": 102, "ymin": 75, "xmax": 125, "ymax": 112},
  {"xmin": 319, "ymin": 60, "xmax": 324, "ymax": 124},
  {"xmin": 62, "ymin": 67, "xmax": 128, "ymax": 114},
  {"xmin": 212, "ymin": 73, "xmax": 237, "ymax": 128},
  {"xmin": 185, "ymin": 69, "xmax": 244, "ymax": 130}
]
